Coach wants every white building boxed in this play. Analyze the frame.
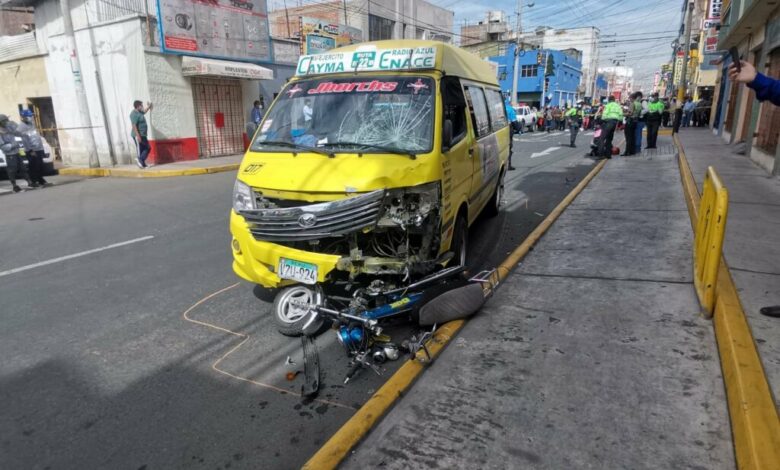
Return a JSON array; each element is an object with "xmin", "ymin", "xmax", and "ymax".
[
  {"xmin": 270, "ymin": 0, "xmax": 453, "ymax": 44},
  {"xmin": 2, "ymin": 0, "xmax": 295, "ymax": 167},
  {"xmin": 517, "ymin": 26, "xmax": 600, "ymax": 98},
  {"xmin": 598, "ymin": 66, "xmax": 635, "ymax": 100}
]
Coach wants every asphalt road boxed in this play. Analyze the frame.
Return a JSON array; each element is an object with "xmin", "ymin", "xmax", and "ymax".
[{"xmin": 0, "ymin": 128, "xmax": 598, "ymax": 470}]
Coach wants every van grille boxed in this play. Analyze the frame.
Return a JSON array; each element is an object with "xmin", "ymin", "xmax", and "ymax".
[{"xmin": 239, "ymin": 189, "xmax": 386, "ymax": 242}]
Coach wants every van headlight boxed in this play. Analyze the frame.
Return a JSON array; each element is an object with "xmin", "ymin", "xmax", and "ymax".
[
  {"xmin": 379, "ymin": 182, "xmax": 441, "ymax": 227},
  {"xmin": 233, "ymin": 179, "xmax": 256, "ymax": 212}
]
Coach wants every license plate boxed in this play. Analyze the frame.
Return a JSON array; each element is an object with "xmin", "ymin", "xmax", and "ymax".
[{"xmin": 278, "ymin": 258, "xmax": 318, "ymax": 285}]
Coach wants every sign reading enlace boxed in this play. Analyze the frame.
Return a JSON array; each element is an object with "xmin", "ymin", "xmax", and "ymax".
[{"xmin": 296, "ymin": 47, "xmax": 438, "ymax": 76}]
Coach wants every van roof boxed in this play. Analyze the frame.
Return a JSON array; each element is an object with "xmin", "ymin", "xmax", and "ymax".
[{"xmin": 294, "ymin": 40, "xmax": 498, "ymax": 86}]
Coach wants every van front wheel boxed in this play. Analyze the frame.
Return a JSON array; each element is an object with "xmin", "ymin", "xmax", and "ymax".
[{"xmin": 450, "ymin": 214, "xmax": 468, "ymax": 268}]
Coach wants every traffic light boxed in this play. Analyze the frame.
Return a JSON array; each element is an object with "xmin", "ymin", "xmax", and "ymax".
[{"xmin": 537, "ymin": 52, "xmax": 543, "ymax": 65}]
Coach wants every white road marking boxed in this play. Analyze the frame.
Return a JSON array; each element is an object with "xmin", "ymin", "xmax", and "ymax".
[
  {"xmin": 0, "ymin": 235, "xmax": 155, "ymax": 278},
  {"xmin": 530, "ymin": 147, "xmax": 561, "ymax": 158}
]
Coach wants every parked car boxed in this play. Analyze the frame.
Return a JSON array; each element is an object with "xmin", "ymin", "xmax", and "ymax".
[
  {"xmin": 513, "ymin": 105, "xmax": 536, "ymax": 132},
  {"xmin": 0, "ymin": 137, "xmax": 55, "ymax": 179}
]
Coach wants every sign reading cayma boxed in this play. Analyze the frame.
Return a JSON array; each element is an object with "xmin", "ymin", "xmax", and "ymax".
[{"xmin": 296, "ymin": 47, "xmax": 438, "ymax": 76}]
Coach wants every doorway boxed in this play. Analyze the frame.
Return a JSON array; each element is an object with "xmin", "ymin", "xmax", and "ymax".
[{"xmin": 191, "ymin": 77, "xmax": 245, "ymax": 158}]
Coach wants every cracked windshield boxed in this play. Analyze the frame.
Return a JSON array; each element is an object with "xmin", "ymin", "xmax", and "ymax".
[
  {"xmin": 253, "ymin": 76, "xmax": 434, "ymax": 153},
  {"xmin": 2, "ymin": 0, "xmax": 779, "ymax": 468}
]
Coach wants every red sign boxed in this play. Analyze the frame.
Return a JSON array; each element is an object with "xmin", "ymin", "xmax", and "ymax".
[
  {"xmin": 307, "ymin": 81, "xmax": 398, "ymax": 94},
  {"xmin": 164, "ymin": 36, "xmax": 198, "ymax": 51}
]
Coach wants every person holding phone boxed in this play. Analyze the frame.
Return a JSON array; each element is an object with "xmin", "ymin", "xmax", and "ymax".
[{"xmin": 729, "ymin": 60, "xmax": 780, "ymax": 107}]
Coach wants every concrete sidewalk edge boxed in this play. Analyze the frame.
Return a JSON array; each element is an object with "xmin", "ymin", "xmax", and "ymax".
[
  {"xmin": 675, "ymin": 134, "xmax": 780, "ymax": 470},
  {"xmin": 57, "ymin": 163, "xmax": 240, "ymax": 178}
]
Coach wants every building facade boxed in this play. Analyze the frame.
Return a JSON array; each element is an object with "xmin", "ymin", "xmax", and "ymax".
[
  {"xmin": 459, "ymin": 11, "xmax": 511, "ymax": 47},
  {"xmin": 517, "ymin": 26, "xmax": 600, "ymax": 99},
  {"xmin": 269, "ymin": 0, "xmax": 453, "ymax": 45},
  {"xmin": 489, "ymin": 42, "xmax": 583, "ymax": 108},
  {"xmin": 711, "ymin": 0, "xmax": 780, "ymax": 175},
  {"xmin": 1, "ymin": 0, "xmax": 299, "ymax": 167}
]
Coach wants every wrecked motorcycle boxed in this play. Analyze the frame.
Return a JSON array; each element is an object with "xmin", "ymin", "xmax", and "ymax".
[{"xmin": 292, "ymin": 267, "xmax": 499, "ymax": 388}]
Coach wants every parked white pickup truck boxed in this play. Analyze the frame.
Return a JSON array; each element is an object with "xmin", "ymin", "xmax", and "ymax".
[{"xmin": 513, "ymin": 105, "xmax": 537, "ymax": 132}]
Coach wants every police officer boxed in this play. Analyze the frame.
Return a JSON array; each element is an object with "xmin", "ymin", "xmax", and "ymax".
[
  {"xmin": 599, "ymin": 96, "xmax": 623, "ymax": 159},
  {"xmin": 564, "ymin": 103, "xmax": 583, "ymax": 147},
  {"xmin": 1, "ymin": 114, "xmax": 33, "ymax": 193},
  {"xmin": 645, "ymin": 93, "xmax": 664, "ymax": 149},
  {"xmin": 17, "ymin": 110, "xmax": 49, "ymax": 186}
]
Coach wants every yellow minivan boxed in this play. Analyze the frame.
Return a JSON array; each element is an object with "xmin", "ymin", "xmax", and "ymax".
[{"xmin": 230, "ymin": 40, "xmax": 510, "ymax": 318}]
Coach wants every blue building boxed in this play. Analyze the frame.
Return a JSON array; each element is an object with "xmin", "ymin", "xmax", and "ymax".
[{"xmin": 490, "ymin": 43, "xmax": 583, "ymax": 108}]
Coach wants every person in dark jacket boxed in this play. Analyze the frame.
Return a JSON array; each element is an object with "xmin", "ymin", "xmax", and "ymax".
[
  {"xmin": 0, "ymin": 114, "xmax": 33, "ymax": 192},
  {"xmin": 729, "ymin": 60, "xmax": 780, "ymax": 106}
]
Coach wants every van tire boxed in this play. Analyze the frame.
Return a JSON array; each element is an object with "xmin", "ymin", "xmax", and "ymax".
[
  {"xmin": 450, "ymin": 213, "xmax": 468, "ymax": 269},
  {"xmin": 484, "ymin": 170, "xmax": 504, "ymax": 218}
]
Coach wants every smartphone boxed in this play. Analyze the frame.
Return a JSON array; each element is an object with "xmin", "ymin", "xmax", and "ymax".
[{"xmin": 729, "ymin": 47, "xmax": 741, "ymax": 72}]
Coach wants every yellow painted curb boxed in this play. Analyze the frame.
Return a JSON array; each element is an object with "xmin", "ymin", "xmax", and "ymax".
[
  {"xmin": 674, "ymin": 134, "xmax": 780, "ymax": 470},
  {"xmin": 302, "ymin": 154, "xmax": 612, "ymax": 470},
  {"xmin": 57, "ymin": 163, "xmax": 240, "ymax": 178}
]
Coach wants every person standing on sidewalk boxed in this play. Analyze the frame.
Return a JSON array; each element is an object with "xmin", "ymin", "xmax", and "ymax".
[
  {"xmin": 645, "ymin": 93, "xmax": 664, "ymax": 149},
  {"xmin": 16, "ymin": 110, "xmax": 49, "ymax": 186},
  {"xmin": 635, "ymin": 93, "xmax": 647, "ymax": 153},
  {"xmin": 599, "ymin": 96, "xmax": 623, "ymax": 159},
  {"xmin": 622, "ymin": 93, "xmax": 638, "ymax": 156},
  {"xmin": 564, "ymin": 104, "xmax": 582, "ymax": 147},
  {"xmin": 682, "ymin": 97, "xmax": 695, "ymax": 127},
  {"xmin": 130, "ymin": 100, "xmax": 152, "ymax": 169},
  {"xmin": 0, "ymin": 114, "xmax": 33, "ymax": 192},
  {"xmin": 671, "ymin": 98, "xmax": 683, "ymax": 133},
  {"xmin": 729, "ymin": 60, "xmax": 780, "ymax": 106}
]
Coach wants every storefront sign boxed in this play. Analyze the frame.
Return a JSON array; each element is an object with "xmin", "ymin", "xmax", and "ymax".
[
  {"xmin": 299, "ymin": 16, "xmax": 362, "ymax": 55},
  {"xmin": 157, "ymin": 0, "xmax": 272, "ymax": 62},
  {"xmin": 182, "ymin": 56, "xmax": 274, "ymax": 79},
  {"xmin": 674, "ymin": 51, "xmax": 684, "ymax": 85},
  {"xmin": 296, "ymin": 46, "xmax": 438, "ymax": 76},
  {"xmin": 707, "ymin": 0, "xmax": 723, "ymax": 21}
]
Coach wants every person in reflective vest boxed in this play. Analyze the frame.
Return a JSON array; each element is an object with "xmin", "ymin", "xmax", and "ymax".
[
  {"xmin": 599, "ymin": 96, "xmax": 623, "ymax": 159},
  {"xmin": 646, "ymin": 93, "xmax": 664, "ymax": 149},
  {"xmin": 564, "ymin": 104, "xmax": 583, "ymax": 147}
]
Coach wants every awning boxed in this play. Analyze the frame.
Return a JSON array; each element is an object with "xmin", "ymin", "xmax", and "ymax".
[{"xmin": 181, "ymin": 56, "xmax": 273, "ymax": 80}]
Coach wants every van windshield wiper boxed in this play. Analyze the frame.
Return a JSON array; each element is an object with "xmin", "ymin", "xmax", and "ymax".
[
  {"xmin": 320, "ymin": 141, "xmax": 417, "ymax": 160},
  {"xmin": 254, "ymin": 140, "xmax": 334, "ymax": 157}
]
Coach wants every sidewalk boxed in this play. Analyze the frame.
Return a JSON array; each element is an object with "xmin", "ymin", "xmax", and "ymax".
[
  {"xmin": 57, "ymin": 154, "xmax": 242, "ymax": 178},
  {"xmin": 342, "ymin": 135, "xmax": 735, "ymax": 469},
  {"xmin": 677, "ymin": 128, "xmax": 780, "ymax": 401}
]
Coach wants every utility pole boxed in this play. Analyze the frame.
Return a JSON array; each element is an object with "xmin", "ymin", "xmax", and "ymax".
[
  {"xmin": 60, "ymin": 0, "xmax": 100, "ymax": 168},
  {"xmin": 539, "ymin": 50, "xmax": 549, "ymax": 107},
  {"xmin": 511, "ymin": 0, "xmax": 525, "ymax": 106},
  {"xmin": 342, "ymin": 0, "xmax": 348, "ymax": 25},
  {"xmin": 677, "ymin": 1, "xmax": 694, "ymax": 102},
  {"xmin": 283, "ymin": 0, "xmax": 291, "ymax": 38}
]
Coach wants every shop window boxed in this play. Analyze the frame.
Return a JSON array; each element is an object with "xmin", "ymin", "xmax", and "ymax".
[{"xmin": 369, "ymin": 15, "xmax": 394, "ymax": 41}]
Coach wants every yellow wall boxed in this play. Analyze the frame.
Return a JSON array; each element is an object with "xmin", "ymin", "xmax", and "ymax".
[{"xmin": 0, "ymin": 55, "xmax": 50, "ymax": 116}]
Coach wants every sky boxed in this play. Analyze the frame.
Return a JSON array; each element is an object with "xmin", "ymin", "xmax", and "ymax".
[{"xmin": 437, "ymin": 0, "xmax": 686, "ymax": 91}]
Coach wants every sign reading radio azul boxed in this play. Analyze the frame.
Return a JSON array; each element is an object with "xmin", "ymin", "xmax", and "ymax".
[
  {"xmin": 158, "ymin": 0, "xmax": 272, "ymax": 62},
  {"xmin": 296, "ymin": 46, "xmax": 438, "ymax": 76}
]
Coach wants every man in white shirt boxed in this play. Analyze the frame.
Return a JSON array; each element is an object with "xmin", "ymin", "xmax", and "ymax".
[{"xmin": 303, "ymin": 99, "xmax": 313, "ymax": 123}]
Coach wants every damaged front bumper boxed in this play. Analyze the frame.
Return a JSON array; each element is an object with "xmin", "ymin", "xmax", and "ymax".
[{"xmin": 230, "ymin": 183, "xmax": 442, "ymax": 288}]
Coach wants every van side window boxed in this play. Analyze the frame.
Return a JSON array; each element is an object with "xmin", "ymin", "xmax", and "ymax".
[
  {"xmin": 441, "ymin": 76, "xmax": 468, "ymax": 147},
  {"xmin": 485, "ymin": 89, "xmax": 508, "ymax": 131},
  {"xmin": 464, "ymin": 86, "xmax": 491, "ymax": 139}
]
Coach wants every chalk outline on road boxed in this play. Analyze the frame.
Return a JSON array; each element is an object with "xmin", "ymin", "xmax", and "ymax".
[
  {"xmin": 181, "ymin": 282, "xmax": 357, "ymax": 411},
  {"xmin": 0, "ymin": 235, "xmax": 155, "ymax": 278}
]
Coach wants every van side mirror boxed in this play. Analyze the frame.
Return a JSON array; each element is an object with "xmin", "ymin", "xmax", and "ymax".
[{"xmin": 442, "ymin": 119, "xmax": 453, "ymax": 151}]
